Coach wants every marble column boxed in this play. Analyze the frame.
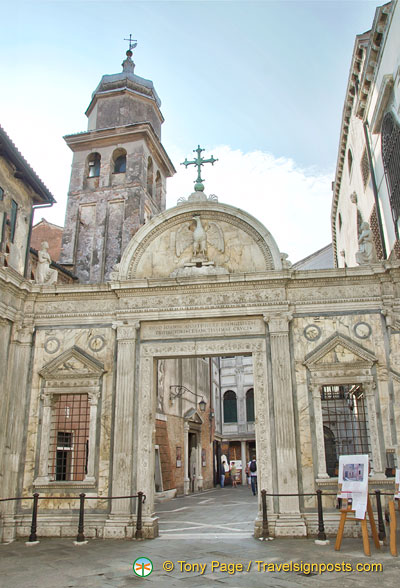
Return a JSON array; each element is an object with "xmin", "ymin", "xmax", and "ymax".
[
  {"xmin": 0, "ymin": 319, "xmax": 12, "ymax": 504},
  {"xmin": 106, "ymin": 324, "xmax": 139, "ymax": 536},
  {"xmin": 311, "ymin": 385, "xmax": 329, "ymax": 479},
  {"xmin": 84, "ymin": 389, "xmax": 101, "ymax": 483},
  {"xmin": 364, "ymin": 381, "xmax": 385, "ymax": 478},
  {"xmin": 34, "ymin": 392, "xmax": 54, "ymax": 485},
  {"xmin": 241, "ymin": 440, "xmax": 247, "ymax": 485},
  {"xmin": 264, "ymin": 313, "xmax": 306, "ymax": 536},
  {"xmin": 2, "ymin": 324, "xmax": 34, "ymax": 543},
  {"xmin": 135, "ymin": 346, "xmax": 158, "ymax": 537},
  {"xmin": 183, "ymin": 421, "xmax": 190, "ymax": 495},
  {"xmin": 197, "ymin": 432, "xmax": 203, "ymax": 491}
]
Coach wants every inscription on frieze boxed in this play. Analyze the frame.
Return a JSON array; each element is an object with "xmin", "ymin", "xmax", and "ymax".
[{"xmin": 141, "ymin": 318, "xmax": 265, "ymax": 340}]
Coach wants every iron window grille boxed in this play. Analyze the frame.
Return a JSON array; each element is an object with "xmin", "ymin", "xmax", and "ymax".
[
  {"xmin": 49, "ymin": 394, "xmax": 90, "ymax": 481},
  {"xmin": 382, "ymin": 112, "xmax": 400, "ymax": 226},
  {"xmin": 321, "ymin": 384, "xmax": 371, "ymax": 477}
]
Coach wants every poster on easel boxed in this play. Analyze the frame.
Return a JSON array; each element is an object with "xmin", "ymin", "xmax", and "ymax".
[
  {"xmin": 338, "ymin": 454, "xmax": 369, "ymax": 519},
  {"xmin": 395, "ymin": 468, "xmax": 400, "ymax": 499}
]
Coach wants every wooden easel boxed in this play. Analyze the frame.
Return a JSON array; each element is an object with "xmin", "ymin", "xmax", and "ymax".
[
  {"xmin": 388, "ymin": 499, "xmax": 397, "ymax": 557},
  {"xmin": 335, "ymin": 494, "xmax": 380, "ymax": 556}
]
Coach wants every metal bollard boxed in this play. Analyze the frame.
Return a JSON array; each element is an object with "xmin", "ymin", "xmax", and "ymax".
[
  {"xmin": 135, "ymin": 491, "xmax": 144, "ymax": 540},
  {"xmin": 375, "ymin": 490, "xmax": 386, "ymax": 541},
  {"xmin": 316, "ymin": 490, "xmax": 327, "ymax": 541},
  {"xmin": 261, "ymin": 490, "xmax": 270, "ymax": 539},
  {"xmin": 28, "ymin": 493, "xmax": 39, "ymax": 542},
  {"xmin": 76, "ymin": 493, "xmax": 86, "ymax": 542}
]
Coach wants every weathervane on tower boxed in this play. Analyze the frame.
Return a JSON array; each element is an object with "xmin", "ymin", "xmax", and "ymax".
[
  {"xmin": 122, "ymin": 34, "xmax": 137, "ymax": 73},
  {"xmin": 124, "ymin": 34, "xmax": 138, "ymax": 52},
  {"xmin": 181, "ymin": 145, "xmax": 218, "ymax": 192}
]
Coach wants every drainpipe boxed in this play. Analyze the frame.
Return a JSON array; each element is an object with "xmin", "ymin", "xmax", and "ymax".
[
  {"xmin": 24, "ymin": 202, "xmax": 54, "ymax": 278},
  {"xmin": 363, "ymin": 121, "xmax": 387, "ymax": 259}
]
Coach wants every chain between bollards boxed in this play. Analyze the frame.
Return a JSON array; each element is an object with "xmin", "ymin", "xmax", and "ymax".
[
  {"xmin": 316, "ymin": 489, "xmax": 327, "ymax": 541},
  {"xmin": 76, "ymin": 493, "xmax": 86, "ymax": 542},
  {"xmin": 135, "ymin": 491, "xmax": 144, "ymax": 539},
  {"xmin": 375, "ymin": 490, "xmax": 386, "ymax": 541},
  {"xmin": 28, "ymin": 493, "xmax": 39, "ymax": 542},
  {"xmin": 261, "ymin": 489, "xmax": 270, "ymax": 539}
]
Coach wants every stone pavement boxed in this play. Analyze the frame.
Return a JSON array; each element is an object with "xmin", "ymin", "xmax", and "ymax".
[{"xmin": 0, "ymin": 486, "xmax": 398, "ymax": 587}]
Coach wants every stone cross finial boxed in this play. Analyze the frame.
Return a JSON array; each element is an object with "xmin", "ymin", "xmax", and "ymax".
[{"xmin": 181, "ymin": 145, "xmax": 218, "ymax": 192}]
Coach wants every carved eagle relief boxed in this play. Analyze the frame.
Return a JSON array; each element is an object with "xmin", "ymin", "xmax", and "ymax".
[{"xmin": 175, "ymin": 215, "xmax": 225, "ymax": 258}]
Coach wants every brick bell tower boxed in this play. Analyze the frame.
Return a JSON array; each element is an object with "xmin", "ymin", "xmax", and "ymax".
[{"xmin": 60, "ymin": 39, "xmax": 175, "ymax": 283}]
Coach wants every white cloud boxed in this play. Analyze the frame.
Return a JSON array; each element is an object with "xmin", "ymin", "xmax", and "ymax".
[
  {"xmin": 167, "ymin": 145, "xmax": 333, "ymax": 263},
  {"xmin": 17, "ymin": 127, "xmax": 333, "ymax": 265}
]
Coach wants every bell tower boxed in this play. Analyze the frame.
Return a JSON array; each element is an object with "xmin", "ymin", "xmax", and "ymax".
[{"xmin": 60, "ymin": 41, "xmax": 175, "ymax": 283}]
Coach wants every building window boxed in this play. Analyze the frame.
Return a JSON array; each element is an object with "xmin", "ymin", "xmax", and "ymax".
[
  {"xmin": 338, "ymin": 212, "xmax": 342, "ymax": 231},
  {"xmin": 369, "ymin": 205, "xmax": 384, "ymax": 260},
  {"xmin": 223, "ymin": 390, "xmax": 237, "ymax": 423},
  {"xmin": 49, "ymin": 394, "xmax": 90, "ymax": 481},
  {"xmin": 246, "ymin": 389, "xmax": 254, "ymax": 422},
  {"xmin": 87, "ymin": 153, "xmax": 101, "ymax": 177},
  {"xmin": 321, "ymin": 384, "xmax": 371, "ymax": 477},
  {"xmin": 10, "ymin": 200, "xmax": 17, "ymax": 243},
  {"xmin": 382, "ymin": 112, "xmax": 400, "ymax": 224},
  {"xmin": 357, "ymin": 209, "xmax": 363, "ymax": 238},
  {"xmin": 347, "ymin": 149, "xmax": 353, "ymax": 175},
  {"xmin": 155, "ymin": 170, "xmax": 162, "ymax": 207},
  {"xmin": 0, "ymin": 187, "xmax": 4, "ymax": 200},
  {"xmin": 114, "ymin": 153, "xmax": 126, "ymax": 174},
  {"xmin": 360, "ymin": 147, "xmax": 370, "ymax": 188},
  {"xmin": 147, "ymin": 157, "xmax": 153, "ymax": 197}
]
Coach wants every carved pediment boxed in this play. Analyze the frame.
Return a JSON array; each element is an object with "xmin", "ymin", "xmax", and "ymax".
[
  {"xmin": 40, "ymin": 345, "xmax": 105, "ymax": 380},
  {"xmin": 304, "ymin": 333, "xmax": 376, "ymax": 370},
  {"xmin": 183, "ymin": 408, "xmax": 204, "ymax": 424}
]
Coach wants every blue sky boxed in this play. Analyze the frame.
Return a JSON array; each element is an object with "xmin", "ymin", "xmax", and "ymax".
[{"xmin": 0, "ymin": 0, "xmax": 381, "ymax": 262}]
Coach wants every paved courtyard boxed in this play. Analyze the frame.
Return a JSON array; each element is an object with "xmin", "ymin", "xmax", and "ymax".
[{"xmin": 0, "ymin": 486, "xmax": 398, "ymax": 587}]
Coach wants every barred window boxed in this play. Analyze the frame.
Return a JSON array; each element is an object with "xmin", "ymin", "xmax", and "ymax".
[
  {"xmin": 382, "ymin": 112, "xmax": 400, "ymax": 223},
  {"xmin": 49, "ymin": 394, "xmax": 90, "ymax": 481},
  {"xmin": 223, "ymin": 390, "xmax": 237, "ymax": 423},
  {"xmin": 321, "ymin": 384, "xmax": 371, "ymax": 477},
  {"xmin": 360, "ymin": 148, "xmax": 370, "ymax": 188}
]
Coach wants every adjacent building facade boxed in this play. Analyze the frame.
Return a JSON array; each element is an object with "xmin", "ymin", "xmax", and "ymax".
[{"xmin": 333, "ymin": 0, "xmax": 400, "ymax": 266}]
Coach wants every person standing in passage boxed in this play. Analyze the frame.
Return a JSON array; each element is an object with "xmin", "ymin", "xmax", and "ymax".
[
  {"xmin": 248, "ymin": 456, "xmax": 257, "ymax": 496},
  {"xmin": 220, "ymin": 460, "xmax": 227, "ymax": 488},
  {"xmin": 230, "ymin": 461, "xmax": 238, "ymax": 488}
]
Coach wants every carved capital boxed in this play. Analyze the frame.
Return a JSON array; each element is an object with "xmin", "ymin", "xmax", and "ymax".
[
  {"xmin": 88, "ymin": 389, "xmax": 101, "ymax": 406},
  {"xmin": 264, "ymin": 312, "xmax": 293, "ymax": 334},
  {"xmin": 40, "ymin": 392, "xmax": 56, "ymax": 408},
  {"xmin": 116, "ymin": 323, "xmax": 140, "ymax": 342},
  {"xmin": 12, "ymin": 323, "xmax": 35, "ymax": 345},
  {"xmin": 381, "ymin": 307, "xmax": 394, "ymax": 327}
]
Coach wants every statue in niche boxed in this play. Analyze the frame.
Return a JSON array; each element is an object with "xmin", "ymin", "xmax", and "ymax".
[
  {"xmin": 355, "ymin": 222, "xmax": 376, "ymax": 265},
  {"xmin": 35, "ymin": 242, "xmax": 58, "ymax": 285}
]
